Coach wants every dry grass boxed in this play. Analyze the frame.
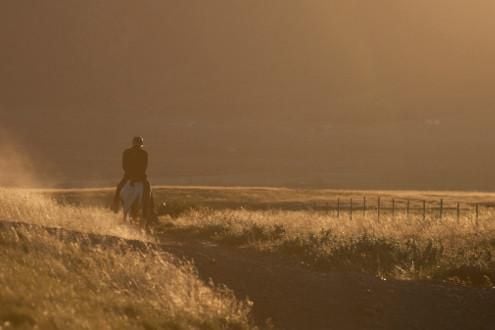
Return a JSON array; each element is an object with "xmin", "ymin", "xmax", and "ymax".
[
  {"xmin": 0, "ymin": 188, "xmax": 146, "ymax": 241},
  {"xmin": 42, "ymin": 186, "xmax": 495, "ymax": 217},
  {"xmin": 166, "ymin": 208, "xmax": 495, "ymax": 287},
  {"xmin": 0, "ymin": 189, "xmax": 254, "ymax": 329}
]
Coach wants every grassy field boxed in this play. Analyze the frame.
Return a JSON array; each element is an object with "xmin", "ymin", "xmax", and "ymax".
[
  {"xmin": 39, "ymin": 185, "xmax": 495, "ymax": 211},
  {"xmin": 2, "ymin": 186, "xmax": 495, "ymax": 328},
  {"xmin": 162, "ymin": 207, "xmax": 495, "ymax": 287},
  {"xmin": 36, "ymin": 185, "xmax": 495, "ymax": 286},
  {"xmin": 0, "ymin": 189, "xmax": 253, "ymax": 329}
]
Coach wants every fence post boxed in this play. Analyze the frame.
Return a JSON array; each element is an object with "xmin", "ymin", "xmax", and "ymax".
[
  {"xmin": 406, "ymin": 199, "xmax": 410, "ymax": 217},
  {"xmin": 337, "ymin": 198, "xmax": 340, "ymax": 218},
  {"xmin": 350, "ymin": 198, "xmax": 353, "ymax": 220},
  {"xmin": 439, "ymin": 199, "xmax": 443, "ymax": 219},
  {"xmin": 422, "ymin": 200, "xmax": 426, "ymax": 221},
  {"xmin": 456, "ymin": 202, "xmax": 460, "ymax": 222},
  {"xmin": 377, "ymin": 197, "xmax": 381, "ymax": 221},
  {"xmin": 363, "ymin": 196, "xmax": 367, "ymax": 217},
  {"xmin": 392, "ymin": 199, "xmax": 395, "ymax": 218},
  {"xmin": 475, "ymin": 203, "xmax": 479, "ymax": 224}
]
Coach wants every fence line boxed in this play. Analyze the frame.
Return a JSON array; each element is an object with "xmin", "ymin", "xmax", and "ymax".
[{"xmin": 312, "ymin": 197, "xmax": 488, "ymax": 221}]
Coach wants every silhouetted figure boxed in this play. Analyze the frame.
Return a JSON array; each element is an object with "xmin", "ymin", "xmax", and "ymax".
[{"xmin": 112, "ymin": 136, "xmax": 154, "ymax": 218}]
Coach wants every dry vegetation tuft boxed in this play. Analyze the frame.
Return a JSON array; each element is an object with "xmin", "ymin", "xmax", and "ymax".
[{"xmin": 167, "ymin": 208, "xmax": 495, "ymax": 287}]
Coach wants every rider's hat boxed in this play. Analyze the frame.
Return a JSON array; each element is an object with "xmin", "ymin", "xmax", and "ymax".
[{"xmin": 132, "ymin": 136, "xmax": 144, "ymax": 147}]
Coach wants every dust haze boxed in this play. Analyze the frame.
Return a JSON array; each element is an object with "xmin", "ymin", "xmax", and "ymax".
[
  {"xmin": 0, "ymin": 127, "xmax": 40, "ymax": 187},
  {"xmin": 1, "ymin": 1, "xmax": 495, "ymax": 189}
]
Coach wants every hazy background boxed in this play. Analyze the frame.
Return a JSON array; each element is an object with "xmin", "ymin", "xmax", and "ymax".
[{"xmin": 1, "ymin": 1, "xmax": 495, "ymax": 189}]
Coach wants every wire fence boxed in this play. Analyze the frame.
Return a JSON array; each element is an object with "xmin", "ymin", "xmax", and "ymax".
[{"xmin": 310, "ymin": 197, "xmax": 491, "ymax": 222}]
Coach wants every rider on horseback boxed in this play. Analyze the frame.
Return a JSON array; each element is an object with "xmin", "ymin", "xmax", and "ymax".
[{"xmin": 112, "ymin": 136, "xmax": 155, "ymax": 218}]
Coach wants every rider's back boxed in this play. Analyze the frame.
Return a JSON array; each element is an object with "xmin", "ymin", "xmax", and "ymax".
[{"xmin": 123, "ymin": 146, "xmax": 148, "ymax": 181}]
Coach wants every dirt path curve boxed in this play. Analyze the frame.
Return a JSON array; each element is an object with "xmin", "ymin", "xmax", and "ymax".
[{"xmin": 157, "ymin": 231, "xmax": 495, "ymax": 330}]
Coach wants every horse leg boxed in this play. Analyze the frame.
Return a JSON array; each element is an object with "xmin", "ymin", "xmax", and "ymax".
[{"xmin": 131, "ymin": 199, "xmax": 140, "ymax": 222}]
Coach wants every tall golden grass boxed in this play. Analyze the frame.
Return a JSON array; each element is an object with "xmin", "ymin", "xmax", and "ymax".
[
  {"xmin": 0, "ymin": 189, "xmax": 254, "ymax": 329},
  {"xmin": 169, "ymin": 208, "xmax": 495, "ymax": 286},
  {"xmin": 0, "ymin": 188, "xmax": 146, "ymax": 240}
]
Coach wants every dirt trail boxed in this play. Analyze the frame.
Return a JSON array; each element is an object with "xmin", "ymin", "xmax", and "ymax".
[{"xmin": 157, "ymin": 231, "xmax": 495, "ymax": 330}]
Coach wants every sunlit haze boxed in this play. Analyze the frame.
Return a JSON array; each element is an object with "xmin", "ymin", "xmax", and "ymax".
[{"xmin": 2, "ymin": 1, "xmax": 495, "ymax": 189}]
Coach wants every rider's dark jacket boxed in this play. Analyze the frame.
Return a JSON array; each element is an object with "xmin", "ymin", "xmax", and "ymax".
[{"xmin": 122, "ymin": 146, "xmax": 148, "ymax": 181}]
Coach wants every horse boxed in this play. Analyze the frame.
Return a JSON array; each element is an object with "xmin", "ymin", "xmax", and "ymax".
[{"xmin": 119, "ymin": 180, "xmax": 147, "ymax": 225}]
